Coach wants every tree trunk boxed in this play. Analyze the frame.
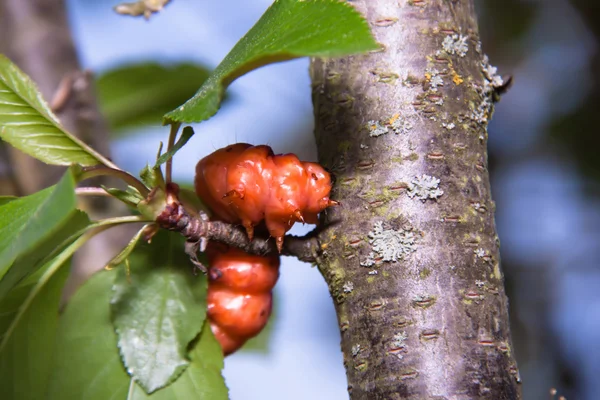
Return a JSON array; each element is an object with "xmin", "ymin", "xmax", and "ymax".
[{"xmin": 310, "ymin": 1, "xmax": 521, "ymax": 398}]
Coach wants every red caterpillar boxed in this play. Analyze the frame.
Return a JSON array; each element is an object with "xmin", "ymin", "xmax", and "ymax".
[
  {"xmin": 194, "ymin": 143, "xmax": 337, "ymax": 252},
  {"xmin": 206, "ymin": 242, "xmax": 280, "ymax": 355}
]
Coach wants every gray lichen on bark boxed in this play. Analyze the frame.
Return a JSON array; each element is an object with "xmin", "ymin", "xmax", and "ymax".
[{"xmin": 310, "ymin": 0, "xmax": 521, "ymax": 398}]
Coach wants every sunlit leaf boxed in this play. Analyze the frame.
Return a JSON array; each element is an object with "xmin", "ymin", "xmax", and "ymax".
[
  {"xmin": 111, "ymin": 230, "xmax": 208, "ymax": 393},
  {"xmin": 163, "ymin": 0, "xmax": 377, "ymax": 126},
  {"xmin": 0, "ymin": 55, "xmax": 109, "ymax": 166}
]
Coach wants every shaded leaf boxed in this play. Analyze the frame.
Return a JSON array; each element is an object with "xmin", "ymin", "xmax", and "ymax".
[
  {"xmin": 139, "ymin": 164, "xmax": 165, "ymax": 189},
  {"xmin": 48, "ymin": 267, "xmax": 227, "ymax": 400},
  {"xmin": 0, "ymin": 262, "xmax": 70, "ymax": 400},
  {"xmin": 0, "ymin": 196, "xmax": 16, "ymax": 206},
  {"xmin": 0, "ymin": 168, "xmax": 78, "ymax": 281},
  {"xmin": 0, "ymin": 223, "xmax": 97, "ymax": 349},
  {"xmin": 0, "ymin": 55, "xmax": 109, "ymax": 166},
  {"xmin": 0, "ymin": 210, "xmax": 90, "ymax": 301},
  {"xmin": 96, "ymin": 63, "xmax": 211, "ymax": 133},
  {"xmin": 111, "ymin": 230, "xmax": 208, "ymax": 393},
  {"xmin": 163, "ymin": 0, "xmax": 377, "ymax": 125},
  {"xmin": 103, "ymin": 186, "xmax": 145, "ymax": 208},
  {"xmin": 46, "ymin": 269, "xmax": 131, "ymax": 400}
]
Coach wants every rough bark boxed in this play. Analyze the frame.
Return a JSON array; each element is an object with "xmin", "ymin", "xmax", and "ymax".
[{"xmin": 310, "ymin": 1, "xmax": 521, "ymax": 398}]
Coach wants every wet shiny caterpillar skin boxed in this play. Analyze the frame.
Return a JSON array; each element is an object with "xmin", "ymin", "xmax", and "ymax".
[
  {"xmin": 195, "ymin": 144, "xmax": 335, "ymax": 355},
  {"xmin": 194, "ymin": 143, "xmax": 337, "ymax": 252}
]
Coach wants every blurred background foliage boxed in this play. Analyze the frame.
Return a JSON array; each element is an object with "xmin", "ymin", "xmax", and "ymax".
[
  {"xmin": 96, "ymin": 62, "xmax": 213, "ymax": 133},
  {"xmin": 3, "ymin": 0, "xmax": 599, "ymax": 398},
  {"xmin": 479, "ymin": 1, "xmax": 600, "ymax": 399},
  {"xmin": 75, "ymin": 0, "xmax": 600, "ymax": 399}
]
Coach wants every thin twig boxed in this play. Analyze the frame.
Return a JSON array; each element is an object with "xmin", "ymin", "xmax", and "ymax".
[
  {"xmin": 75, "ymin": 187, "xmax": 111, "ymax": 197},
  {"xmin": 165, "ymin": 122, "xmax": 181, "ymax": 184},
  {"xmin": 80, "ymin": 166, "xmax": 150, "ymax": 197},
  {"xmin": 155, "ymin": 190, "xmax": 322, "ymax": 262}
]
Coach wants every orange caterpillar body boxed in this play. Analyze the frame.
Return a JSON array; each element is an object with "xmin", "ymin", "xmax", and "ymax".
[
  {"xmin": 194, "ymin": 143, "xmax": 336, "ymax": 251},
  {"xmin": 206, "ymin": 242, "xmax": 280, "ymax": 355},
  {"xmin": 196, "ymin": 144, "xmax": 335, "ymax": 355}
]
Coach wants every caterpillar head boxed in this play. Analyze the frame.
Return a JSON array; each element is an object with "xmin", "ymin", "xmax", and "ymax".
[{"xmin": 302, "ymin": 162, "xmax": 337, "ymax": 225}]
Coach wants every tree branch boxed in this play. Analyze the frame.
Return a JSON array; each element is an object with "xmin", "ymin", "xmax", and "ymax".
[
  {"xmin": 310, "ymin": 0, "xmax": 521, "ymax": 398},
  {"xmin": 206, "ymin": 221, "xmax": 321, "ymax": 262},
  {"xmin": 154, "ymin": 185, "xmax": 321, "ymax": 263}
]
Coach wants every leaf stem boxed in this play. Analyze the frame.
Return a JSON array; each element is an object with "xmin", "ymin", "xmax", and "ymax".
[
  {"xmin": 94, "ymin": 215, "xmax": 151, "ymax": 226},
  {"xmin": 75, "ymin": 187, "xmax": 111, "ymax": 197},
  {"xmin": 80, "ymin": 166, "xmax": 150, "ymax": 197},
  {"xmin": 165, "ymin": 122, "xmax": 181, "ymax": 184}
]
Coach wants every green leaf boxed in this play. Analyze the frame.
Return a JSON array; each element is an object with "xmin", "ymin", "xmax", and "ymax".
[
  {"xmin": 0, "ymin": 210, "xmax": 90, "ymax": 301},
  {"xmin": 105, "ymin": 224, "xmax": 149, "ymax": 269},
  {"xmin": 0, "ymin": 54, "xmax": 110, "ymax": 166},
  {"xmin": 47, "ymin": 269, "xmax": 131, "ymax": 400},
  {"xmin": 103, "ymin": 186, "xmax": 145, "ymax": 208},
  {"xmin": 0, "ymin": 223, "xmax": 98, "ymax": 350},
  {"xmin": 127, "ymin": 323, "xmax": 229, "ymax": 400},
  {"xmin": 0, "ymin": 196, "xmax": 16, "ymax": 206},
  {"xmin": 111, "ymin": 230, "xmax": 208, "ymax": 394},
  {"xmin": 155, "ymin": 126, "xmax": 194, "ymax": 167},
  {"xmin": 48, "ymin": 267, "xmax": 227, "ymax": 400},
  {"xmin": 163, "ymin": 0, "xmax": 377, "ymax": 125},
  {"xmin": 0, "ymin": 168, "xmax": 78, "ymax": 281},
  {"xmin": 0, "ymin": 262, "xmax": 70, "ymax": 400},
  {"xmin": 96, "ymin": 63, "xmax": 211, "ymax": 133},
  {"xmin": 139, "ymin": 164, "xmax": 165, "ymax": 189}
]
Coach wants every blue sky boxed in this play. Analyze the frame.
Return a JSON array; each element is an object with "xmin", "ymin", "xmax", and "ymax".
[
  {"xmin": 67, "ymin": 0, "xmax": 600, "ymax": 398},
  {"xmin": 68, "ymin": 1, "xmax": 349, "ymax": 398}
]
